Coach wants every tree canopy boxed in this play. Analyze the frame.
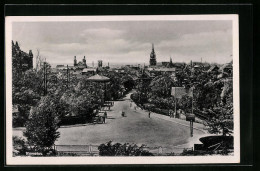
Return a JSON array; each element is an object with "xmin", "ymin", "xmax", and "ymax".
[{"xmin": 24, "ymin": 96, "xmax": 60, "ymax": 153}]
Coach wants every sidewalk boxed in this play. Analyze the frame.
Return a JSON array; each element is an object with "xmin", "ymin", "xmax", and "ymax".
[
  {"xmin": 133, "ymin": 105, "xmax": 207, "ymax": 134},
  {"xmin": 130, "ymin": 104, "xmax": 212, "ymax": 153}
]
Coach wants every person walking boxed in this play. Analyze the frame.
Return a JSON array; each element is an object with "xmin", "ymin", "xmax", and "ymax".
[
  {"xmin": 148, "ymin": 111, "xmax": 151, "ymax": 118},
  {"xmin": 104, "ymin": 111, "xmax": 107, "ymax": 118},
  {"xmin": 102, "ymin": 116, "xmax": 106, "ymax": 123}
]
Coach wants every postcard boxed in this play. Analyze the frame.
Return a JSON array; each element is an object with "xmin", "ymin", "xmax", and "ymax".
[{"xmin": 5, "ymin": 15, "xmax": 239, "ymax": 165}]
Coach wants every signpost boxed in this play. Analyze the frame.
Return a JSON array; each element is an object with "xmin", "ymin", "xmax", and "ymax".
[
  {"xmin": 186, "ymin": 113, "xmax": 195, "ymax": 137},
  {"xmin": 171, "ymin": 86, "xmax": 195, "ymax": 137},
  {"xmin": 171, "ymin": 87, "xmax": 186, "ymax": 118}
]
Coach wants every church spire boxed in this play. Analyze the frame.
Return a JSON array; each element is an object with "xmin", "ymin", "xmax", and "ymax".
[{"xmin": 149, "ymin": 43, "xmax": 157, "ymax": 66}]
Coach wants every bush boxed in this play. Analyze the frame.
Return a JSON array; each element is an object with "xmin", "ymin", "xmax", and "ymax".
[
  {"xmin": 13, "ymin": 136, "xmax": 27, "ymax": 156},
  {"xmin": 98, "ymin": 141, "xmax": 153, "ymax": 156}
]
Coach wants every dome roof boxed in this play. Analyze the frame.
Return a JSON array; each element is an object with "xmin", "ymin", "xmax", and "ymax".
[{"xmin": 87, "ymin": 74, "xmax": 110, "ymax": 82}]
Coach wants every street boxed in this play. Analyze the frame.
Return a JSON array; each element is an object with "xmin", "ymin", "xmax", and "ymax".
[
  {"xmin": 13, "ymin": 91, "xmax": 206, "ymax": 153},
  {"xmin": 56, "ymin": 91, "xmax": 205, "ymax": 150}
]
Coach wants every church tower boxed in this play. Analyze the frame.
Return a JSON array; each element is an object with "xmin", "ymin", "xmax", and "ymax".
[
  {"xmin": 167, "ymin": 56, "xmax": 174, "ymax": 68},
  {"xmin": 83, "ymin": 56, "xmax": 86, "ymax": 66},
  {"xmin": 149, "ymin": 43, "xmax": 157, "ymax": 66},
  {"xmin": 74, "ymin": 56, "xmax": 77, "ymax": 66}
]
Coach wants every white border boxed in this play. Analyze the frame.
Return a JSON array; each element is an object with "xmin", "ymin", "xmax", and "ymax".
[{"xmin": 5, "ymin": 15, "xmax": 240, "ymax": 165}]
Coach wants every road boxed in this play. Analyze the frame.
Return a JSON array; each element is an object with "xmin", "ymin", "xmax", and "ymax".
[
  {"xmin": 13, "ymin": 91, "xmax": 206, "ymax": 152},
  {"xmin": 56, "ymin": 91, "xmax": 206, "ymax": 150}
]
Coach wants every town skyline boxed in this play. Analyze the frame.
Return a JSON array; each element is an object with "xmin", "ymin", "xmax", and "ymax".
[{"xmin": 12, "ymin": 20, "xmax": 233, "ymax": 66}]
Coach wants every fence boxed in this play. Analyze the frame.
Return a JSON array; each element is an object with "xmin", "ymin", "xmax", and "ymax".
[
  {"xmin": 53, "ymin": 144, "xmax": 193, "ymax": 156},
  {"xmin": 54, "ymin": 145, "xmax": 99, "ymax": 156}
]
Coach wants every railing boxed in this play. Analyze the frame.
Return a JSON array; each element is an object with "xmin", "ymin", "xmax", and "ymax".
[
  {"xmin": 54, "ymin": 145, "xmax": 99, "ymax": 156},
  {"xmin": 53, "ymin": 144, "xmax": 193, "ymax": 156}
]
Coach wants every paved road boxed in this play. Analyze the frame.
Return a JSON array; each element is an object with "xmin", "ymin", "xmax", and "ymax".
[
  {"xmin": 13, "ymin": 91, "xmax": 207, "ymax": 153},
  {"xmin": 56, "ymin": 91, "xmax": 206, "ymax": 151}
]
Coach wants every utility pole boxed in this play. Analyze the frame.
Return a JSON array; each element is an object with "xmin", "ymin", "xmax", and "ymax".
[{"xmin": 192, "ymin": 95, "xmax": 193, "ymax": 114}]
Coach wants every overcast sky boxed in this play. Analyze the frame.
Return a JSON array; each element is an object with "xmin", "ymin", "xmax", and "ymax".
[{"xmin": 12, "ymin": 20, "xmax": 233, "ymax": 66}]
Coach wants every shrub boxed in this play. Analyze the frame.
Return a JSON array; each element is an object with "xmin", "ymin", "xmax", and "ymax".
[
  {"xmin": 98, "ymin": 141, "xmax": 153, "ymax": 156},
  {"xmin": 13, "ymin": 136, "xmax": 27, "ymax": 156}
]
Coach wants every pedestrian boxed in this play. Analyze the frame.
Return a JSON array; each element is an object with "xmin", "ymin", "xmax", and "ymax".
[
  {"xmin": 104, "ymin": 111, "xmax": 107, "ymax": 118},
  {"xmin": 134, "ymin": 106, "xmax": 136, "ymax": 111},
  {"xmin": 169, "ymin": 110, "xmax": 172, "ymax": 118},
  {"xmin": 148, "ymin": 111, "xmax": 151, "ymax": 118},
  {"xmin": 103, "ymin": 116, "xmax": 106, "ymax": 123}
]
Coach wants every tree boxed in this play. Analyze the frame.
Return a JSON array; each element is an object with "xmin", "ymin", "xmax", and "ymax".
[
  {"xmin": 177, "ymin": 95, "xmax": 192, "ymax": 113},
  {"xmin": 102, "ymin": 72, "xmax": 126, "ymax": 100},
  {"xmin": 204, "ymin": 79, "xmax": 233, "ymax": 136},
  {"xmin": 24, "ymin": 96, "xmax": 60, "ymax": 154},
  {"xmin": 12, "ymin": 69, "xmax": 42, "ymax": 127},
  {"xmin": 204, "ymin": 102, "xmax": 233, "ymax": 136}
]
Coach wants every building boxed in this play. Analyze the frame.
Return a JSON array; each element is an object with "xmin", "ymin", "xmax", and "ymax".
[
  {"xmin": 147, "ymin": 67, "xmax": 176, "ymax": 76},
  {"xmin": 98, "ymin": 60, "xmax": 103, "ymax": 67},
  {"xmin": 161, "ymin": 57, "xmax": 174, "ymax": 68},
  {"xmin": 82, "ymin": 68, "xmax": 96, "ymax": 75},
  {"xmin": 207, "ymin": 65, "xmax": 219, "ymax": 73},
  {"xmin": 74, "ymin": 56, "xmax": 87, "ymax": 68},
  {"xmin": 167, "ymin": 57, "xmax": 174, "ymax": 68},
  {"xmin": 219, "ymin": 63, "xmax": 232, "ymax": 74},
  {"xmin": 12, "ymin": 41, "xmax": 33, "ymax": 71},
  {"xmin": 149, "ymin": 43, "xmax": 157, "ymax": 66},
  {"xmin": 56, "ymin": 65, "xmax": 75, "ymax": 71},
  {"xmin": 56, "ymin": 65, "xmax": 64, "ymax": 68}
]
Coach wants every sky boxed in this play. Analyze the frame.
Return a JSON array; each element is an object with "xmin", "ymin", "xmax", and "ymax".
[{"xmin": 12, "ymin": 20, "xmax": 233, "ymax": 67}]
